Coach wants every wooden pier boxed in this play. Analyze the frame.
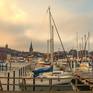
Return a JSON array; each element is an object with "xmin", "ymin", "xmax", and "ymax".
[
  {"xmin": 0, "ymin": 63, "xmax": 92, "ymax": 92},
  {"xmin": 0, "ymin": 72, "xmax": 92, "ymax": 92},
  {"xmin": 73, "ymin": 71, "xmax": 93, "ymax": 92},
  {"xmin": 0, "ymin": 91, "xmax": 91, "ymax": 93}
]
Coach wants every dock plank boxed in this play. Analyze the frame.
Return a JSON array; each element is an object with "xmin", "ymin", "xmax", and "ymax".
[{"xmin": 0, "ymin": 91, "xmax": 92, "ymax": 93}]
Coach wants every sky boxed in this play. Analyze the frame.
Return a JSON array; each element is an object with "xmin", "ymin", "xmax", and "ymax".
[{"xmin": 0, "ymin": 0, "xmax": 93, "ymax": 52}]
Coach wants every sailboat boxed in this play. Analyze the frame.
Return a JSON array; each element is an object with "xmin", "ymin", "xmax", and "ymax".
[{"xmin": 22, "ymin": 7, "xmax": 73, "ymax": 86}]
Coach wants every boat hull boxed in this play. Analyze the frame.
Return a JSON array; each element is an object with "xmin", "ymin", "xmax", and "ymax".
[{"xmin": 21, "ymin": 75, "xmax": 73, "ymax": 86}]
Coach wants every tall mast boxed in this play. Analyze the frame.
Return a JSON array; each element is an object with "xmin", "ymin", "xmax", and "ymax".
[
  {"xmin": 48, "ymin": 7, "xmax": 72, "ymax": 71},
  {"xmin": 76, "ymin": 32, "xmax": 78, "ymax": 59},
  {"xmin": 81, "ymin": 37, "xmax": 83, "ymax": 58},
  {"xmin": 47, "ymin": 40, "xmax": 50, "ymax": 54},
  {"xmin": 79, "ymin": 42, "xmax": 82, "ymax": 57},
  {"xmin": 81, "ymin": 37, "xmax": 83, "ymax": 51},
  {"xmin": 48, "ymin": 7, "xmax": 54, "ymax": 65},
  {"xmin": 88, "ymin": 32, "xmax": 90, "ymax": 56},
  {"xmin": 51, "ymin": 25, "xmax": 54, "ymax": 63},
  {"xmin": 47, "ymin": 39, "xmax": 50, "ymax": 61},
  {"xmin": 84, "ymin": 34, "xmax": 87, "ymax": 57}
]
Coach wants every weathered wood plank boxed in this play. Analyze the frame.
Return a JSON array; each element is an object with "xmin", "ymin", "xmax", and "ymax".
[{"xmin": 0, "ymin": 91, "xmax": 92, "ymax": 93}]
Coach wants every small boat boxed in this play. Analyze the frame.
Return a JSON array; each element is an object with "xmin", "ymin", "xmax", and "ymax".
[
  {"xmin": 24, "ymin": 62, "xmax": 73, "ymax": 85},
  {"xmin": 79, "ymin": 61, "xmax": 92, "ymax": 72}
]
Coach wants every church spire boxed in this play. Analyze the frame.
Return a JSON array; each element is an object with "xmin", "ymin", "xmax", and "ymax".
[{"xmin": 29, "ymin": 42, "xmax": 33, "ymax": 52}]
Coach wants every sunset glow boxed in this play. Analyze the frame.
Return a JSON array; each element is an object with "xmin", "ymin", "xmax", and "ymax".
[{"xmin": 0, "ymin": 0, "xmax": 93, "ymax": 52}]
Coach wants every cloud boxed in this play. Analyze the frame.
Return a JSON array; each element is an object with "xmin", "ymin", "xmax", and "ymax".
[
  {"xmin": 24, "ymin": 5, "xmax": 93, "ymax": 51},
  {"xmin": 0, "ymin": 0, "xmax": 28, "ymax": 24},
  {"xmin": 0, "ymin": 0, "xmax": 32, "ymax": 51},
  {"xmin": 0, "ymin": 0, "xmax": 93, "ymax": 52}
]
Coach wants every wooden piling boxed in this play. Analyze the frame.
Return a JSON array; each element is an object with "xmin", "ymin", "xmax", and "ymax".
[
  {"xmin": 22, "ymin": 78, "xmax": 26, "ymax": 91},
  {"xmin": 25, "ymin": 67, "xmax": 26, "ymax": 76},
  {"xmin": 23, "ymin": 67, "xmax": 24, "ymax": 76},
  {"xmin": 49, "ymin": 78, "xmax": 52, "ymax": 91},
  {"xmin": 7, "ymin": 72, "xmax": 10, "ymax": 91},
  {"xmin": 13, "ymin": 71, "xmax": 15, "ymax": 91},
  {"xmin": 33, "ymin": 77, "xmax": 35, "ymax": 91},
  {"xmin": 0, "ymin": 80, "xmax": 3, "ymax": 91}
]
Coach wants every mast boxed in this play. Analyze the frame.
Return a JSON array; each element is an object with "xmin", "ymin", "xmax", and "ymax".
[
  {"xmin": 88, "ymin": 32, "xmax": 90, "ymax": 57},
  {"xmin": 81, "ymin": 37, "xmax": 83, "ymax": 58},
  {"xmin": 74, "ymin": 32, "xmax": 78, "ymax": 72},
  {"xmin": 84, "ymin": 34, "xmax": 87, "ymax": 58},
  {"xmin": 76, "ymin": 32, "xmax": 78, "ymax": 60},
  {"xmin": 48, "ymin": 7, "xmax": 72, "ymax": 71},
  {"xmin": 51, "ymin": 25, "xmax": 54, "ymax": 62},
  {"xmin": 47, "ymin": 40, "xmax": 50, "ymax": 54},
  {"xmin": 48, "ymin": 7, "xmax": 54, "ymax": 66},
  {"xmin": 79, "ymin": 42, "xmax": 82, "ymax": 57},
  {"xmin": 47, "ymin": 39, "xmax": 50, "ymax": 61},
  {"xmin": 81, "ymin": 37, "xmax": 83, "ymax": 51}
]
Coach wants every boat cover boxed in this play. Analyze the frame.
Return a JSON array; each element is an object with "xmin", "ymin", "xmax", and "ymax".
[{"xmin": 32, "ymin": 66, "xmax": 53, "ymax": 77}]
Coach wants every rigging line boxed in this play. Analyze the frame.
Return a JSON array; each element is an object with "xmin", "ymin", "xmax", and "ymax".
[
  {"xmin": 49, "ymin": 10, "xmax": 72, "ymax": 70},
  {"xmin": 50, "ymin": 12, "xmax": 67, "ymax": 57}
]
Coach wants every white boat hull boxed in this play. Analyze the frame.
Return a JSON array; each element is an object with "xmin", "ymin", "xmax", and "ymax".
[{"xmin": 23, "ymin": 74, "xmax": 73, "ymax": 85}]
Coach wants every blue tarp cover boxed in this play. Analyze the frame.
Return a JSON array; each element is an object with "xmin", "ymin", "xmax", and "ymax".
[{"xmin": 32, "ymin": 66, "xmax": 53, "ymax": 77}]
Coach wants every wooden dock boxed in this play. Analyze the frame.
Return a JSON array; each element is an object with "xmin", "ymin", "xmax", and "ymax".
[
  {"xmin": 74, "ymin": 71, "xmax": 93, "ymax": 91},
  {"xmin": 0, "ymin": 67, "xmax": 93, "ymax": 92},
  {"xmin": 0, "ymin": 91, "xmax": 91, "ymax": 93}
]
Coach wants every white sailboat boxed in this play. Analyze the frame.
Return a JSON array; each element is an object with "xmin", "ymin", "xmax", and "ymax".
[{"xmin": 22, "ymin": 7, "xmax": 73, "ymax": 86}]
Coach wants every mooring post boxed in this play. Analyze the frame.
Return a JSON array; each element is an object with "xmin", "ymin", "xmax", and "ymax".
[
  {"xmin": 23, "ymin": 78, "xmax": 26, "ymax": 91},
  {"xmin": 21, "ymin": 68, "xmax": 22, "ymax": 76},
  {"xmin": 22, "ymin": 67, "xmax": 23, "ymax": 76},
  {"xmin": 19, "ymin": 69, "xmax": 20, "ymax": 84},
  {"xmin": 49, "ymin": 78, "xmax": 52, "ymax": 91},
  {"xmin": 13, "ymin": 71, "xmax": 15, "ymax": 91},
  {"xmin": 25, "ymin": 67, "xmax": 26, "ymax": 76},
  {"xmin": 75, "ymin": 77, "xmax": 79, "ymax": 92},
  {"xmin": 0, "ymin": 80, "xmax": 3, "ymax": 91},
  {"xmin": 7, "ymin": 72, "xmax": 10, "ymax": 91},
  {"xmin": 23, "ymin": 67, "xmax": 25, "ymax": 76},
  {"xmin": 33, "ymin": 75, "xmax": 35, "ymax": 91}
]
